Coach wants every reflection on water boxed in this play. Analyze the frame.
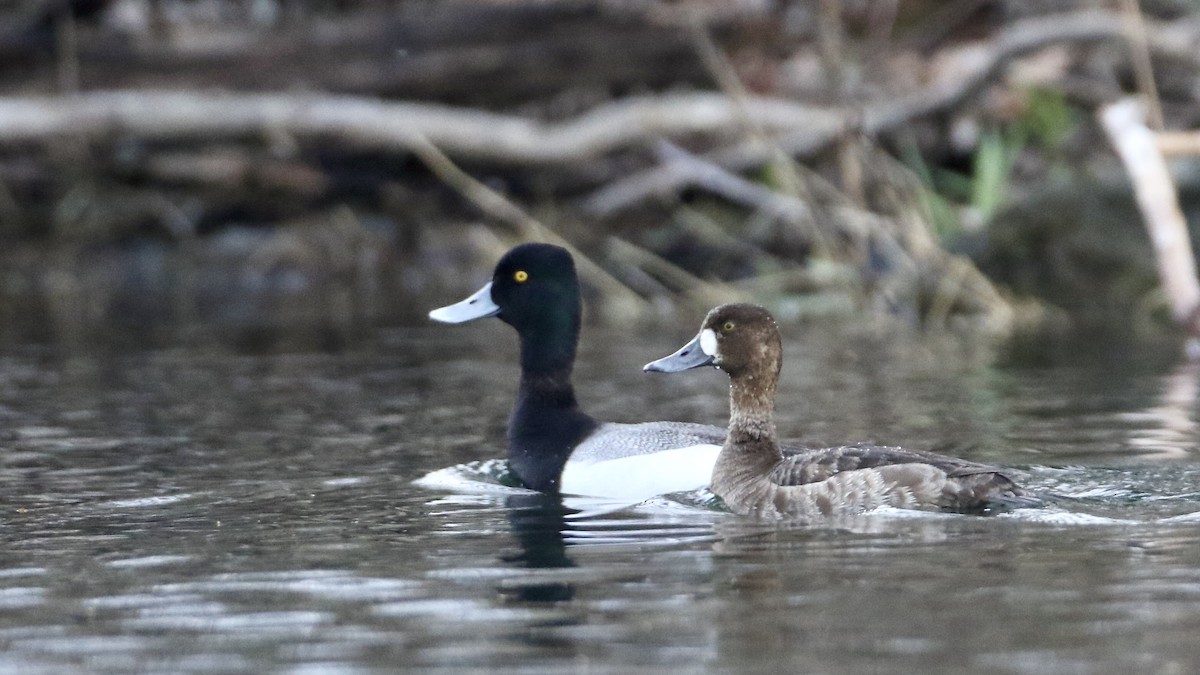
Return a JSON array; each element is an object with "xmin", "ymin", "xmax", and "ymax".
[
  {"xmin": 1, "ymin": 324, "xmax": 1199, "ymax": 672},
  {"xmin": 1122, "ymin": 363, "xmax": 1200, "ymax": 460}
]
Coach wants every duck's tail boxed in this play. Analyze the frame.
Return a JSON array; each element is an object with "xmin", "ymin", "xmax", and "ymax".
[
  {"xmin": 944, "ymin": 472, "xmax": 1043, "ymax": 514},
  {"xmin": 984, "ymin": 489, "xmax": 1044, "ymax": 512}
]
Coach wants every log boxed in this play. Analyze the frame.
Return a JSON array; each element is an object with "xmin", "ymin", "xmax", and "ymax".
[
  {"xmin": 0, "ymin": 89, "xmax": 842, "ymax": 164},
  {"xmin": 0, "ymin": 9, "xmax": 1193, "ymax": 175}
]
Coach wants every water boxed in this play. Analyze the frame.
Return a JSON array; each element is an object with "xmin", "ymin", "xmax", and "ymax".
[{"xmin": 1, "ymin": 321, "xmax": 1199, "ymax": 673}]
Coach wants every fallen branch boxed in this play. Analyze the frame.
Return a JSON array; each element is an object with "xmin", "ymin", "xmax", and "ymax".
[
  {"xmin": 0, "ymin": 11, "xmax": 1191, "ymax": 178},
  {"xmin": 0, "ymin": 89, "xmax": 840, "ymax": 165},
  {"xmin": 584, "ymin": 9, "xmax": 1199, "ymax": 215},
  {"xmin": 1100, "ymin": 98, "xmax": 1200, "ymax": 351},
  {"xmin": 1157, "ymin": 132, "xmax": 1200, "ymax": 157},
  {"xmin": 595, "ymin": 138, "xmax": 1012, "ymax": 332}
]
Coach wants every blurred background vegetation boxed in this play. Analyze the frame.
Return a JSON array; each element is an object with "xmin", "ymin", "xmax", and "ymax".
[{"xmin": 0, "ymin": 0, "xmax": 1198, "ymax": 351}]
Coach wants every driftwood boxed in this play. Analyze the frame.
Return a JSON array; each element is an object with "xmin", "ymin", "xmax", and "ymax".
[
  {"xmin": 0, "ymin": 89, "xmax": 843, "ymax": 165},
  {"xmin": 586, "ymin": 9, "xmax": 1200, "ymax": 216},
  {"xmin": 1, "ymin": 10, "xmax": 1193, "ymax": 173},
  {"xmin": 1100, "ymin": 98, "xmax": 1200, "ymax": 353}
]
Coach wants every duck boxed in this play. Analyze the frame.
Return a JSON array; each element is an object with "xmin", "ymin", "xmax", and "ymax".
[
  {"xmin": 429, "ymin": 243, "xmax": 730, "ymax": 500},
  {"xmin": 643, "ymin": 303, "xmax": 1036, "ymax": 517}
]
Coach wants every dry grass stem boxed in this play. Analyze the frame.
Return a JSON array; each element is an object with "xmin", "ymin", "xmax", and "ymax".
[{"xmin": 407, "ymin": 133, "xmax": 649, "ymax": 319}]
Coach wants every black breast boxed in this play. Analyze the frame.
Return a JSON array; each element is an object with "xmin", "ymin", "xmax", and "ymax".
[{"xmin": 507, "ymin": 399, "xmax": 599, "ymax": 493}]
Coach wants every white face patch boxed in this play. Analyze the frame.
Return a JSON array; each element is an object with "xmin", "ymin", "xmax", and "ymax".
[{"xmin": 699, "ymin": 329, "xmax": 718, "ymax": 357}]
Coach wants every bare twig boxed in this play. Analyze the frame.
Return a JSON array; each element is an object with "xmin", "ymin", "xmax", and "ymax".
[
  {"xmin": 597, "ymin": 141, "xmax": 846, "ymax": 261},
  {"xmin": 0, "ymin": 177, "xmax": 19, "ymax": 236},
  {"xmin": 925, "ymin": 256, "xmax": 977, "ymax": 329},
  {"xmin": 726, "ymin": 262, "xmax": 858, "ymax": 294},
  {"xmin": 606, "ymin": 236, "xmax": 740, "ymax": 308},
  {"xmin": 687, "ymin": 18, "xmax": 815, "ymax": 230},
  {"xmin": 585, "ymin": 9, "xmax": 1197, "ymax": 213},
  {"xmin": 1118, "ymin": 0, "xmax": 1164, "ymax": 130},
  {"xmin": 653, "ymin": 142, "xmax": 811, "ymax": 224},
  {"xmin": 671, "ymin": 204, "xmax": 781, "ymax": 265},
  {"xmin": 55, "ymin": 12, "xmax": 80, "ymax": 93},
  {"xmin": 405, "ymin": 133, "xmax": 649, "ymax": 319},
  {"xmin": 0, "ymin": 11, "xmax": 1190, "ymax": 181}
]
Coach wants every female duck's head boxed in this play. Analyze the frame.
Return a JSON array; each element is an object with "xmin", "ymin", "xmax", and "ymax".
[
  {"xmin": 429, "ymin": 243, "xmax": 582, "ymax": 373},
  {"xmin": 643, "ymin": 303, "xmax": 782, "ymax": 383},
  {"xmin": 646, "ymin": 303, "xmax": 783, "ymax": 441}
]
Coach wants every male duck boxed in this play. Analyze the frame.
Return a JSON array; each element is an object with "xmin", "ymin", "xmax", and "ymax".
[
  {"xmin": 643, "ymin": 303, "xmax": 1035, "ymax": 517},
  {"xmin": 429, "ymin": 243, "xmax": 728, "ymax": 500}
]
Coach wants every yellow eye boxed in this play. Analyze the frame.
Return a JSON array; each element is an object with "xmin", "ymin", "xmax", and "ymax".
[
  {"xmin": 722, "ymin": 321, "xmax": 735, "ymax": 333},
  {"xmin": 514, "ymin": 270, "xmax": 529, "ymax": 283}
]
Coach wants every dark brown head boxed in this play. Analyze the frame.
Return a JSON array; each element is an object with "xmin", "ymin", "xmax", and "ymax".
[{"xmin": 644, "ymin": 303, "xmax": 782, "ymax": 381}]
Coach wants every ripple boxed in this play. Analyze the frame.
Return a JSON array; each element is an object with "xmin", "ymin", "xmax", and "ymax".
[
  {"xmin": 412, "ymin": 459, "xmax": 525, "ymax": 495},
  {"xmin": 998, "ymin": 509, "xmax": 1138, "ymax": 525},
  {"xmin": 13, "ymin": 426, "xmax": 70, "ymax": 439},
  {"xmin": 1158, "ymin": 511, "xmax": 1200, "ymax": 523},
  {"xmin": 100, "ymin": 493, "xmax": 195, "ymax": 509},
  {"xmin": 153, "ymin": 571, "xmax": 420, "ymax": 602},
  {"xmin": 106, "ymin": 555, "xmax": 194, "ymax": 569},
  {"xmin": 322, "ymin": 477, "xmax": 367, "ymax": 487},
  {"xmin": 0, "ymin": 567, "xmax": 46, "ymax": 579},
  {"xmin": 123, "ymin": 610, "xmax": 335, "ymax": 635},
  {"xmin": 84, "ymin": 593, "xmax": 210, "ymax": 610},
  {"xmin": 9, "ymin": 636, "xmax": 149, "ymax": 655},
  {"xmin": 0, "ymin": 587, "xmax": 45, "ymax": 609},
  {"xmin": 0, "ymin": 656, "xmax": 68, "ymax": 675},
  {"xmin": 1059, "ymin": 486, "xmax": 1140, "ymax": 500},
  {"xmin": 371, "ymin": 598, "xmax": 565, "ymax": 623}
]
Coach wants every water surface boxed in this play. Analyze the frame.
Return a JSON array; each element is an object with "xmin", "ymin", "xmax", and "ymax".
[{"xmin": 1, "ymin": 322, "xmax": 1198, "ymax": 673}]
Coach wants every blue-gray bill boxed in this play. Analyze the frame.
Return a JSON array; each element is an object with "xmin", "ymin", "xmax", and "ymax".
[
  {"xmin": 428, "ymin": 282, "xmax": 500, "ymax": 323},
  {"xmin": 643, "ymin": 333, "xmax": 714, "ymax": 373}
]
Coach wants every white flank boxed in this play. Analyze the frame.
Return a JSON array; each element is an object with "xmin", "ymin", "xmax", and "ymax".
[{"xmin": 560, "ymin": 444, "xmax": 721, "ymax": 502}]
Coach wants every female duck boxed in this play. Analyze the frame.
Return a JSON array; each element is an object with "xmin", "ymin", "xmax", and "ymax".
[
  {"xmin": 644, "ymin": 303, "xmax": 1034, "ymax": 517},
  {"xmin": 429, "ymin": 243, "xmax": 727, "ymax": 500}
]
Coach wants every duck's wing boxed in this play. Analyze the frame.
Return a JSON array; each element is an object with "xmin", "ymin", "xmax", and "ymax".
[
  {"xmin": 572, "ymin": 421, "xmax": 726, "ymax": 462},
  {"xmin": 769, "ymin": 443, "xmax": 1006, "ymax": 486},
  {"xmin": 769, "ymin": 443, "xmax": 1037, "ymax": 512}
]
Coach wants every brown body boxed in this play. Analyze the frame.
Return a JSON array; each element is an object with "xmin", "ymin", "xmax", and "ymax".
[{"xmin": 648, "ymin": 304, "xmax": 1033, "ymax": 518}]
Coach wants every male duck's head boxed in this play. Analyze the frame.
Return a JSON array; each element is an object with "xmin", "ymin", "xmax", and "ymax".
[
  {"xmin": 644, "ymin": 303, "xmax": 781, "ymax": 380},
  {"xmin": 429, "ymin": 243, "xmax": 583, "ymax": 373},
  {"xmin": 429, "ymin": 243, "xmax": 581, "ymax": 332}
]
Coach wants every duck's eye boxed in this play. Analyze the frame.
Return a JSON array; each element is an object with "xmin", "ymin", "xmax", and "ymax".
[
  {"xmin": 721, "ymin": 321, "xmax": 736, "ymax": 333},
  {"xmin": 513, "ymin": 270, "xmax": 529, "ymax": 283}
]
